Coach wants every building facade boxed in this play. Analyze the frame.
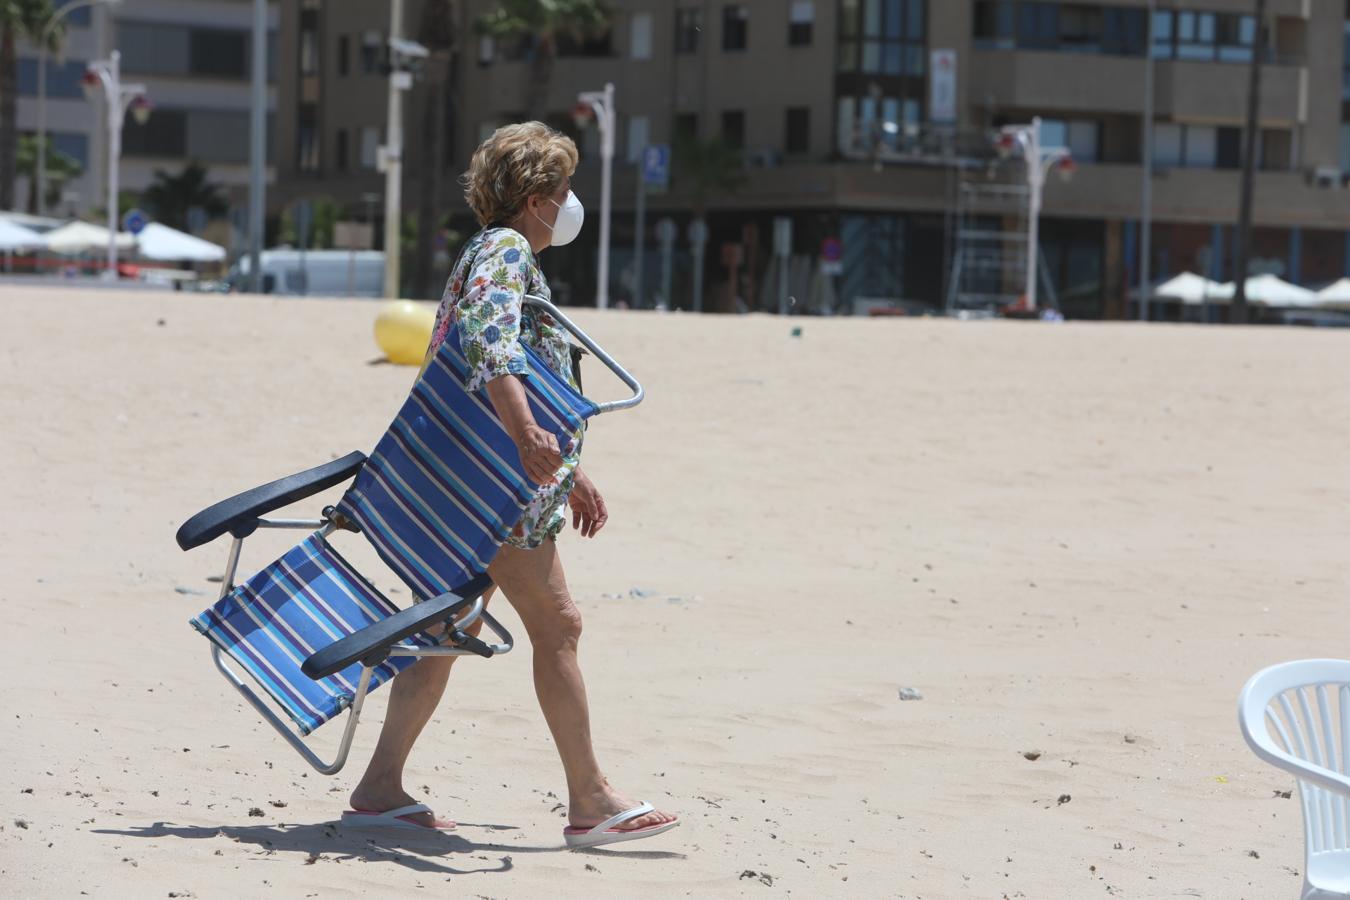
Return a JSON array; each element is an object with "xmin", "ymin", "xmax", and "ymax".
[
  {"xmin": 12, "ymin": 0, "xmax": 277, "ymax": 231},
  {"xmin": 276, "ymin": 0, "xmax": 1350, "ymax": 316}
]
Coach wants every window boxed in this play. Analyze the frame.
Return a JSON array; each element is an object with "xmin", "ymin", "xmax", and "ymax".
[
  {"xmin": 299, "ymin": 22, "xmax": 320, "ymax": 76},
  {"xmin": 360, "ymin": 30, "xmax": 382, "ymax": 74},
  {"xmin": 1216, "ymin": 126, "xmax": 1242, "ymax": 169},
  {"xmin": 360, "ymin": 126, "xmax": 380, "ymax": 170},
  {"xmin": 557, "ymin": 26, "xmax": 612, "ymax": 56},
  {"xmin": 335, "ymin": 128, "xmax": 348, "ymax": 171},
  {"xmin": 1067, "ymin": 120, "xmax": 1099, "ymax": 162},
  {"xmin": 123, "ymin": 109, "xmax": 188, "ymax": 157},
  {"xmin": 1261, "ymin": 129, "xmax": 1292, "ymax": 170},
  {"xmin": 1152, "ymin": 122, "xmax": 1182, "ymax": 167},
  {"xmin": 721, "ymin": 110, "xmax": 745, "ymax": 150},
  {"xmin": 16, "ymin": 59, "xmax": 86, "ymax": 98},
  {"xmin": 839, "ymin": 0, "xmax": 926, "ymax": 76},
  {"xmin": 191, "ymin": 28, "xmax": 249, "ymax": 78},
  {"xmin": 1152, "ymin": 10, "xmax": 1174, "ymax": 58},
  {"xmin": 55, "ymin": 0, "xmax": 91, "ymax": 28},
  {"xmin": 973, "ymin": 0, "xmax": 1015, "ymax": 49},
  {"xmin": 48, "ymin": 132, "xmax": 88, "ymax": 169},
  {"xmin": 478, "ymin": 35, "xmax": 495, "ymax": 66},
  {"xmin": 1102, "ymin": 8, "xmax": 1145, "ymax": 55},
  {"xmin": 1058, "ymin": 6, "xmax": 1102, "ymax": 53},
  {"xmin": 297, "ymin": 121, "xmax": 319, "ymax": 172},
  {"xmin": 1017, "ymin": 2, "xmax": 1058, "ymax": 50},
  {"xmin": 1183, "ymin": 124, "xmax": 1216, "ymax": 167},
  {"xmin": 186, "ymin": 110, "xmax": 251, "ymax": 163},
  {"xmin": 785, "ymin": 107, "xmax": 810, "ymax": 154},
  {"xmin": 675, "ymin": 7, "xmax": 701, "ymax": 53},
  {"xmin": 789, "ymin": 1, "xmax": 814, "ymax": 46},
  {"xmin": 626, "ymin": 115, "xmax": 649, "ymax": 163},
  {"xmin": 1176, "ymin": 11, "xmax": 1216, "ymax": 60},
  {"xmin": 337, "ymin": 35, "xmax": 349, "ymax": 76},
  {"xmin": 674, "ymin": 112, "xmax": 699, "ymax": 144},
  {"xmin": 723, "ymin": 4, "xmax": 748, "ymax": 51},
  {"xmin": 631, "ymin": 12, "xmax": 652, "ymax": 59},
  {"xmin": 835, "ymin": 94, "xmax": 919, "ymax": 156},
  {"xmin": 1038, "ymin": 118, "xmax": 1102, "ymax": 162},
  {"xmin": 1216, "ymin": 14, "xmax": 1255, "ymax": 63},
  {"xmin": 1152, "ymin": 122, "xmax": 1235, "ymax": 169},
  {"xmin": 119, "ymin": 23, "xmax": 189, "ymax": 75}
]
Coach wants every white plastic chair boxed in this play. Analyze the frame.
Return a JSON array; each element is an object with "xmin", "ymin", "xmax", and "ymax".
[{"xmin": 1239, "ymin": 660, "xmax": 1350, "ymax": 899}]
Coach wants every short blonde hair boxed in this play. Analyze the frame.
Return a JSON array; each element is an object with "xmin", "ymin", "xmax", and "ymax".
[{"xmin": 463, "ymin": 122, "xmax": 579, "ymax": 228}]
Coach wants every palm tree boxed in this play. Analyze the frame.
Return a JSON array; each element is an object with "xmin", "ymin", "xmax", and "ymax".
[
  {"xmin": 15, "ymin": 133, "xmax": 80, "ymax": 212},
  {"xmin": 1, "ymin": 0, "xmax": 56, "ymax": 210},
  {"xmin": 673, "ymin": 132, "xmax": 748, "ymax": 221},
  {"xmin": 413, "ymin": 0, "xmax": 455, "ymax": 298},
  {"xmin": 475, "ymin": 0, "xmax": 611, "ymax": 121},
  {"xmin": 140, "ymin": 162, "xmax": 228, "ymax": 231}
]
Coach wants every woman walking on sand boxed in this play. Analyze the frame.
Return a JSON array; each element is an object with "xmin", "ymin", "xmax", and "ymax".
[{"xmin": 340, "ymin": 122, "xmax": 678, "ymax": 849}]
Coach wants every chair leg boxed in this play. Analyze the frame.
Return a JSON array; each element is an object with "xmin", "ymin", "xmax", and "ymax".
[{"xmin": 209, "ymin": 645, "xmax": 373, "ymax": 775}]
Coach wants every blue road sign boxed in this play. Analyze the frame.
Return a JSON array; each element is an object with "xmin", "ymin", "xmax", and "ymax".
[
  {"xmin": 122, "ymin": 208, "xmax": 148, "ymax": 235},
  {"xmin": 642, "ymin": 144, "xmax": 670, "ymax": 187}
]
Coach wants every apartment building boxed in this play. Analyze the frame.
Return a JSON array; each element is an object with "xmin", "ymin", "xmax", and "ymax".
[
  {"xmin": 12, "ymin": 0, "xmax": 277, "ymax": 221},
  {"xmin": 277, "ymin": 0, "xmax": 1350, "ymax": 317},
  {"xmin": 11, "ymin": 0, "xmax": 111, "ymax": 217}
]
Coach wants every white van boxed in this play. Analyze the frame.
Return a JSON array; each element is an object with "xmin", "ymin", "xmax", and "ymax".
[{"xmin": 230, "ymin": 249, "xmax": 386, "ymax": 298}]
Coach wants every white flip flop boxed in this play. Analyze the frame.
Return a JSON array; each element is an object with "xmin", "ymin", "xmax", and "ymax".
[
  {"xmin": 563, "ymin": 801, "xmax": 679, "ymax": 849},
  {"xmin": 340, "ymin": 802, "xmax": 456, "ymax": 832}
]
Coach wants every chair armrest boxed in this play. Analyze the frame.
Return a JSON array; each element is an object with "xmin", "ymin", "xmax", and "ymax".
[
  {"xmin": 176, "ymin": 452, "xmax": 367, "ymax": 550},
  {"xmin": 301, "ymin": 573, "xmax": 494, "ymax": 679}
]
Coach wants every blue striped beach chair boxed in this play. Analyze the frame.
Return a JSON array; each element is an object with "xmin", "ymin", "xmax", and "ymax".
[{"xmin": 176, "ymin": 297, "xmax": 642, "ymax": 773}]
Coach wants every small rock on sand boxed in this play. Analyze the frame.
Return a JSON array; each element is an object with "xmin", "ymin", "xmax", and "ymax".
[
  {"xmin": 248, "ymin": 807, "xmax": 264, "ymax": 817},
  {"xmin": 1022, "ymin": 751, "xmax": 1042, "ymax": 761},
  {"xmin": 898, "ymin": 687, "xmax": 924, "ymax": 701}
]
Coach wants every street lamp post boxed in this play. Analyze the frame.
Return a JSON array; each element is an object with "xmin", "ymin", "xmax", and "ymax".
[
  {"xmin": 37, "ymin": 0, "xmax": 119, "ymax": 218},
  {"xmin": 83, "ymin": 50, "xmax": 149, "ymax": 280},
  {"xmin": 1140, "ymin": 0, "xmax": 1156, "ymax": 320},
  {"xmin": 999, "ymin": 117, "xmax": 1072, "ymax": 313},
  {"xmin": 381, "ymin": 27, "xmax": 428, "ymax": 300},
  {"xmin": 575, "ymin": 83, "xmax": 615, "ymax": 309}
]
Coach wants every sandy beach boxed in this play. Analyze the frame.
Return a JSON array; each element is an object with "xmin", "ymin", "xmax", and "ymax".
[{"xmin": 1, "ymin": 287, "xmax": 1347, "ymax": 899}]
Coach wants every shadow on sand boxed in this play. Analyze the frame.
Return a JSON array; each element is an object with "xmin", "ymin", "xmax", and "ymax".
[{"xmin": 95, "ymin": 820, "xmax": 684, "ymax": 876}]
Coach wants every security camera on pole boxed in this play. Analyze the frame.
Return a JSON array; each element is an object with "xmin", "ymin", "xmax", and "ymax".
[
  {"xmin": 81, "ymin": 50, "xmax": 150, "ymax": 281},
  {"xmin": 573, "ymin": 83, "xmax": 615, "ymax": 309},
  {"xmin": 996, "ymin": 117, "xmax": 1073, "ymax": 313}
]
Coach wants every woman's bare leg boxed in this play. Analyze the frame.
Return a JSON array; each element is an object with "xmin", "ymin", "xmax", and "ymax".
[
  {"xmin": 488, "ymin": 540, "xmax": 676, "ymax": 832},
  {"xmin": 348, "ymin": 590, "xmax": 493, "ymax": 826}
]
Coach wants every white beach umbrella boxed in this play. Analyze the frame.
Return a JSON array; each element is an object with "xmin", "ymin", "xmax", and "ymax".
[
  {"xmin": 1151, "ymin": 272, "xmax": 1229, "ymax": 305},
  {"xmin": 1315, "ymin": 278, "xmax": 1350, "ymax": 310},
  {"xmin": 135, "ymin": 222, "xmax": 226, "ymax": 263},
  {"xmin": 1230, "ymin": 274, "xmax": 1319, "ymax": 308},
  {"xmin": 43, "ymin": 220, "xmax": 135, "ymax": 254},
  {"xmin": 0, "ymin": 218, "xmax": 48, "ymax": 250}
]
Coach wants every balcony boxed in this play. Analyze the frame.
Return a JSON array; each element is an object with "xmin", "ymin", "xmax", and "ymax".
[
  {"xmin": 969, "ymin": 51, "xmax": 1304, "ymax": 123},
  {"xmin": 1041, "ymin": 164, "xmax": 1349, "ymax": 227}
]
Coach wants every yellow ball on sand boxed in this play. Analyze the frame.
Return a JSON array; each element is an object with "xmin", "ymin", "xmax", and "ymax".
[{"xmin": 374, "ymin": 300, "xmax": 437, "ymax": 366}]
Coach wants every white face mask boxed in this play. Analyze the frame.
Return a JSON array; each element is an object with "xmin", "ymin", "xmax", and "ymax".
[{"xmin": 533, "ymin": 190, "xmax": 584, "ymax": 247}]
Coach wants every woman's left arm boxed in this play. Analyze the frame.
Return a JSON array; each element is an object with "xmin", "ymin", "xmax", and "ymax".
[{"xmin": 569, "ymin": 467, "xmax": 608, "ymax": 538}]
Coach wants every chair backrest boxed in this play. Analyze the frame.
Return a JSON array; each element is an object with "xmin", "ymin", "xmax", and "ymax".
[
  {"xmin": 1239, "ymin": 659, "xmax": 1350, "ymax": 859},
  {"xmin": 336, "ymin": 325, "xmax": 598, "ymax": 601}
]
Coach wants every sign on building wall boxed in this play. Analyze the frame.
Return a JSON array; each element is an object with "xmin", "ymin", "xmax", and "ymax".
[{"xmin": 930, "ymin": 49, "xmax": 957, "ymax": 124}]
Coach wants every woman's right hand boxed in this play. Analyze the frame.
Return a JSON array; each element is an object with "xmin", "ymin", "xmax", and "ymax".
[{"xmin": 516, "ymin": 423, "xmax": 563, "ymax": 483}]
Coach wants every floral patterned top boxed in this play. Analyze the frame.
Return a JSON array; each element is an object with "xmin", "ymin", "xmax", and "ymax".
[
  {"xmin": 425, "ymin": 226, "xmax": 582, "ymax": 549},
  {"xmin": 427, "ymin": 227, "xmax": 578, "ymax": 394}
]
